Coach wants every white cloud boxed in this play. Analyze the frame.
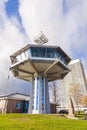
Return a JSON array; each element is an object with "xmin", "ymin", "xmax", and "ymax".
[
  {"xmin": 19, "ymin": 0, "xmax": 75, "ymax": 49},
  {"xmin": 0, "ymin": 0, "xmax": 29, "ymax": 95},
  {"xmin": 0, "ymin": 0, "xmax": 87, "ymax": 95},
  {"xmin": 19, "ymin": 0, "xmax": 87, "ymax": 76}
]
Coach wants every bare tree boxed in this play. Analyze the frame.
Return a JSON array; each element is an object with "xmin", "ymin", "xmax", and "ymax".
[
  {"xmin": 49, "ymin": 81, "xmax": 61, "ymax": 106},
  {"xmin": 85, "ymin": 78, "xmax": 87, "ymax": 84},
  {"xmin": 81, "ymin": 95, "xmax": 87, "ymax": 119},
  {"xmin": 69, "ymin": 83, "xmax": 83, "ymax": 113},
  {"xmin": 81, "ymin": 95, "xmax": 87, "ymax": 107}
]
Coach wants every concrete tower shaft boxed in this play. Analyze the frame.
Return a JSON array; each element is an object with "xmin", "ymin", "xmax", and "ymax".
[{"xmin": 29, "ymin": 76, "xmax": 50, "ymax": 114}]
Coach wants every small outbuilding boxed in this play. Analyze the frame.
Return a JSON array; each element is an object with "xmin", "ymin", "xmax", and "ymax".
[{"xmin": 0, "ymin": 93, "xmax": 29, "ymax": 113}]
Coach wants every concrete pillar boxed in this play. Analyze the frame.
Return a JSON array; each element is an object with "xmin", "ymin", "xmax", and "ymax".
[
  {"xmin": 29, "ymin": 75, "xmax": 50, "ymax": 114},
  {"xmin": 28, "ymin": 80, "xmax": 34, "ymax": 114}
]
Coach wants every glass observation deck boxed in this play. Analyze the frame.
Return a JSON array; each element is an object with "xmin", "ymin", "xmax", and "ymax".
[
  {"xmin": 10, "ymin": 44, "xmax": 71, "ymax": 84},
  {"xmin": 10, "ymin": 45, "xmax": 70, "ymax": 65}
]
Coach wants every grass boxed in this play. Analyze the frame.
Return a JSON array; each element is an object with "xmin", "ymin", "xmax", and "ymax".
[
  {"xmin": 0, "ymin": 114, "xmax": 87, "ymax": 130},
  {"xmin": 75, "ymin": 111, "xmax": 85, "ymax": 118}
]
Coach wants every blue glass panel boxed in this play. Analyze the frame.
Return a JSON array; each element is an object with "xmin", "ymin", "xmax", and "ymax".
[
  {"xmin": 36, "ymin": 77, "xmax": 39, "ymax": 110},
  {"xmin": 30, "ymin": 47, "xmax": 67, "ymax": 64},
  {"xmin": 16, "ymin": 102, "xmax": 21, "ymax": 109},
  {"xmin": 31, "ymin": 47, "xmax": 39, "ymax": 57},
  {"xmin": 16, "ymin": 54, "xmax": 21, "ymax": 62},
  {"xmin": 15, "ymin": 47, "xmax": 67, "ymax": 65},
  {"xmin": 42, "ymin": 78, "xmax": 44, "ymax": 111},
  {"xmin": 23, "ymin": 101, "xmax": 29, "ymax": 113},
  {"xmin": 21, "ymin": 52, "xmax": 26, "ymax": 60},
  {"xmin": 47, "ymin": 48, "xmax": 54, "ymax": 58},
  {"xmin": 25, "ymin": 101, "xmax": 29, "ymax": 109},
  {"xmin": 25, "ymin": 49, "xmax": 31, "ymax": 58}
]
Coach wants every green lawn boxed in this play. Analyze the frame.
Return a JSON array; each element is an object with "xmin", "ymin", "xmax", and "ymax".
[{"xmin": 0, "ymin": 114, "xmax": 87, "ymax": 130}]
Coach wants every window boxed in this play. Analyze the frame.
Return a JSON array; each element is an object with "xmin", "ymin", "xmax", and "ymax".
[
  {"xmin": 31, "ymin": 47, "xmax": 39, "ymax": 57},
  {"xmin": 25, "ymin": 101, "xmax": 29, "ymax": 109},
  {"xmin": 16, "ymin": 102, "xmax": 21, "ymax": 109},
  {"xmin": 21, "ymin": 52, "xmax": 26, "ymax": 60},
  {"xmin": 36, "ymin": 77, "xmax": 39, "ymax": 110},
  {"xmin": 30, "ymin": 47, "xmax": 67, "ymax": 64},
  {"xmin": 16, "ymin": 54, "xmax": 21, "ymax": 62},
  {"xmin": 42, "ymin": 78, "xmax": 44, "ymax": 111},
  {"xmin": 25, "ymin": 49, "xmax": 29, "ymax": 58}
]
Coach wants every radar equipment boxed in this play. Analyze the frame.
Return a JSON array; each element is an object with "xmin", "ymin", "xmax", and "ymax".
[{"xmin": 34, "ymin": 31, "xmax": 48, "ymax": 44}]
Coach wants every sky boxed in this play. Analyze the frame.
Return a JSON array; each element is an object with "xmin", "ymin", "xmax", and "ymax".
[{"xmin": 0, "ymin": 0, "xmax": 87, "ymax": 95}]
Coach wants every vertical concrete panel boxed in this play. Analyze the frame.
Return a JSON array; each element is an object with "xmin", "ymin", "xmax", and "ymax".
[
  {"xmin": 31, "ymin": 76, "xmax": 50, "ymax": 114},
  {"xmin": 28, "ymin": 80, "xmax": 34, "ymax": 114},
  {"xmin": 45, "ymin": 78, "xmax": 50, "ymax": 113},
  {"xmin": 39, "ymin": 76, "xmax": 42, "ymax": 114}
]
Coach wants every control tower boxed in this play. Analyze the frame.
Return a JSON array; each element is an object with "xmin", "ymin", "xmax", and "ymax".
[{"xmin": 10, "ymin": 32, "xmax": 71, "ymax": 114}]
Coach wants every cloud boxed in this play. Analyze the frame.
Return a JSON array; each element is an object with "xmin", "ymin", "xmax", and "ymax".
[
  {"xmin": 0, "ymin": 0, "xmax": 30, "ymax": 95},
  {"xmin": 19, "ymin": 0, "xmax": 75, "ymax": 51},
  {"xmin": 0, "ymin": 0, "xmax": 87, "ymax": 95},
  {"xmin": 19, "ymin": 0, "xmax": 87, "ymax": 75}
]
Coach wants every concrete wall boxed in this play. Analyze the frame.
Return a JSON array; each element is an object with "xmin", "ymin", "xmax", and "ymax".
[{"xmin": 0, "ymin": 99, "xmax": 7, "ymax": 113}]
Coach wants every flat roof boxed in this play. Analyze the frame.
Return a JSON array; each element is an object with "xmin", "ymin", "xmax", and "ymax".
[
  {"xmin": 68, "ymin": 59, "xmax": 81, "ymax": 65},
  {"xmin": 0, "ymin": 93, "xmax": 30, "ymax": 101}
]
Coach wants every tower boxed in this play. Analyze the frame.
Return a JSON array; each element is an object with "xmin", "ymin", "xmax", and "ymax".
[{"xmin": 10, "ymin": 33, "xmax": 71, "ymax": 114}]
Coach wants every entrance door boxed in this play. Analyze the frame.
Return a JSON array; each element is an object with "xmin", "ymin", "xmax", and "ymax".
[{"xmin": 23, "ymin": 101, "xmax": 29, "ymax": 113}]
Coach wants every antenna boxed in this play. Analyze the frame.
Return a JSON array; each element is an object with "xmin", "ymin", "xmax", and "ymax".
[{"xmin": 34, "ymin": 31, "xmax": 48, "ymax": 44}]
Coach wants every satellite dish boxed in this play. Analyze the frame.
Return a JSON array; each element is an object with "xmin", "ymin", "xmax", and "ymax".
[{"xmin": 34, "ymin": 31, "xmax": 48, "ymax": 44}]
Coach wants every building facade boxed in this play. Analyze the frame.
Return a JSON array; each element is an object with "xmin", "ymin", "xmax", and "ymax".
[{"xmin": 58, "ymin": 59, "xmax": 87, "ymax": 110}]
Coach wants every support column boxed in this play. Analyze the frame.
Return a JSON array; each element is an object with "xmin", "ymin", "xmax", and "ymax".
[
  {"xmin": 28, "ymin": 80, "xmax": 34, "ymax": 114},
  {"xmin": 45, "ymin": 78, "xmax": 50, "ymax": 114},
  {"xmin": 29, "ymin": 75, "xmax": 50, "ymax": 114}
]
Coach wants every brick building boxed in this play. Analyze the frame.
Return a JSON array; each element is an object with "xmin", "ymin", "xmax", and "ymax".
[
  {"xmin": 0, "ymin": 93, "xmax": 57, "ymax": 114},
  {"xmin": 0, "ymin": 93, "xmax": 29, "ymax": 113}
]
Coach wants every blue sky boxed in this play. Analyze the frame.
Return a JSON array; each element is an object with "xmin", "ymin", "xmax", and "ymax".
[
  {"xmin": 0, "ymin": 0, "xmax": 87, "ymax": 95},
  {"xmin": 5, "ymin": 0, "xmax": 26, "ymax": 33},
  {"xmin": 63, "ymin": 0, "xmax": 69, "ymax": 14},
  {"xmin": 5, "ymin": 0, "xmax": 19, "ymax": 15},
  {"xmin": 5, "ymin": 0, "xmax": 20, "ymax": 22}
]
